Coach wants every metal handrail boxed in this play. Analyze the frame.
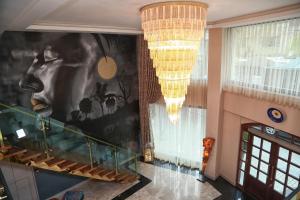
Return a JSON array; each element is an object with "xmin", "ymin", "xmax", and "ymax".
[{"xmin": 0, "ymin": 102, "xmax": 139, "ymax": 159}]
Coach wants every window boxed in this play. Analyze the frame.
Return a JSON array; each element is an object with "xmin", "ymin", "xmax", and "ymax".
[
  {"xmin": 149, "ymin": 104, "xmax": 206, "ymax": 168},
  {"xmin": 222, "ymin": 18, "xmax": 300, "ymax": 108}
]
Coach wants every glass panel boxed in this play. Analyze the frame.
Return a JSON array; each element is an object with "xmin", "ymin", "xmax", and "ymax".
[
  {"xmin": 275, "ymin": 170, "xmax": 286, "ymax": 183},
  {"xmin": 239, "ymin": 170, "xmax": 245, "ymax": 185},
  {"xmin": 285, "ymin": 187, "xmax": 293, "ymax": 197},
  {"xmin": 0, "ymin": 104, "xmax": 139, "ymax": 179},
  {"xmin": 291, "ymin": 152, "xmax": 300, "ymax": 166},
  {"xmin": 252, "ymin": 146, "xmax": 260, "ymax": 158},
  {"xmin": 242, "ymin": 142, "xmax": 247, "ymax": 151},
  {"xmin": 279, "ymin": 147, "xmax": 289, "ymax": 160},
  {"xmin": 242, "ymin": 131, "xmax": 249, "ymax": 142},
  {"xmin": 274, "ymin": 181, "xmax": 284, "ymax": 194},
  {"xmin": 277, "ymin": 159, "xmax": 288, "ymax": 172},
  {"xmin": 253, "ymin": 136, "xmax": 261, "ymax": 147},
  {"xmin": 250, "ymin": 166, "xmax": 258, "ymax": 178},
  {"xmin": 240, "ymin": 161, "xmax": 245, "ymax": 171},
  {"xmin": 241, "ymin": 151, "xmax": 247, "ymax": 161},
  {"xmin": 260, "ymin": 161, "xmax": 269, "ymax": 173},
  {"xmin": 277, "ymin": 130, "xmax": 292, "ymax": 143},
  {"xmin": 294, "ymin": 137, "xmax": 300, "ymax": 147},
  {"xmin": 262, "ymin": 140, "xmax": 271, "ymax": 152},
  {"xmin": 289, "ymin": 164, "xmax": 300, "ymax": 178},
  {"xmin": 287, "ymin": 176, "xmax": 299, "ymax": 189},
  {"xmin": 261, "ymin": 151, "xmax": 270, "ymax": 163},
  {"xmin": 251, "ymin": 156, "xmax": 259, "ymax": 168},
  {"xmin": 258, "ymin": 172, "xmax": 267, "ymax": 184}
]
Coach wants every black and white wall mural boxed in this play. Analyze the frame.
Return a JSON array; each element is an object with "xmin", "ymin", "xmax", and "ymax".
[{"xmin": 0, "ymin": 31, "xmax": 140, "ymax": 150}]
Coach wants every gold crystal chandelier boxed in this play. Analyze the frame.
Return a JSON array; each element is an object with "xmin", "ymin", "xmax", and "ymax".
[{"xmin": 140, "ymin": 1, "xmax": 208, "ymax": 123}]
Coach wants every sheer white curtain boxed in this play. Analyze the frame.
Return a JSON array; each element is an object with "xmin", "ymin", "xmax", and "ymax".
[
  {"xmin": 149, "ymin": 31, "xmax": 208, "ymax": 169},
  {"xmin": 149, "ymin": 104, "xmax": 206, "ymax": 168},
  {"xmin": 185, "ymin": 30, "xmax": 209, "ymax": 107},
  {"xmin": 222, "ymin": 18, "xmax": 300, "ymax": 108}
]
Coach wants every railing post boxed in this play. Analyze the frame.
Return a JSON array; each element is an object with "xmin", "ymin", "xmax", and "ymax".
[
  {"xmin": 114, "ymin": 147, "xmax": 118, "ymax": 175},
  {"xmin": 134, "ymin": 154, "xmax": 138, "ymax": 174},
  {"xmin": 40, "ymin": 118, "xmax": 49, "ymax": 157},
  {"xmin": 87, "ymin": 139, "xmax": 94, "ymax": 168}
]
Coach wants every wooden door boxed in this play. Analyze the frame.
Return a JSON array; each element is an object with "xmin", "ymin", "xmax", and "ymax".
[{"xmin": 239, "ymin": 131, "xmax": 300, "ymax": 200}]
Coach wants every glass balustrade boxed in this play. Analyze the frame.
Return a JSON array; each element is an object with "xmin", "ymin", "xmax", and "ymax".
[{"xmin": 0, "ymin": 102, "xmax": 139, "ymax": 177}]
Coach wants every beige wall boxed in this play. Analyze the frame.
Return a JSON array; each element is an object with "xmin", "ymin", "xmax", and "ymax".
[
  {"xmin": 219, "ymin": 91, "xmax": 300, "ymax": 185},
  {"xmin": 205, "ymin": 28, "xmax": 223, "ymax": 179}
]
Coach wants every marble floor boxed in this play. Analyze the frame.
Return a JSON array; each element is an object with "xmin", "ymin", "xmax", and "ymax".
[
  {"xmin": 49, "ymin": 162, "xmax": 221, "ymax": 200},
  {"xmin": 127, "ymin": 162, "xmax": 221, "ymax": 200}
]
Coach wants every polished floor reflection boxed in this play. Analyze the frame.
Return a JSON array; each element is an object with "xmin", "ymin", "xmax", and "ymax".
[
  {"xmin": 127, "ymin": 162, "xmax": 221, "ymax": 200},
  {"xmin": 49, "ymin": 162, "xmax": 221, "ymax": 200}
]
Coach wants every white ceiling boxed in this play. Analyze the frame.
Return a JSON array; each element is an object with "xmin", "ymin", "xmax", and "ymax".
[{"xmin": 0, "ymin": 0, "xmax": 300, "ymax": 34}]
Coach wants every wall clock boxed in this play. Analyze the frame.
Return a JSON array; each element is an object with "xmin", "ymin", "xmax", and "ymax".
[{"xmin": 267, "ymin": 108, "xmax": 284, "ymax": 123}]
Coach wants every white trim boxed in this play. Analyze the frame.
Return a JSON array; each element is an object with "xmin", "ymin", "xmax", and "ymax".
[{"xmin": 27, "ymin": 23, "xmax": 142, "ymax": 34}]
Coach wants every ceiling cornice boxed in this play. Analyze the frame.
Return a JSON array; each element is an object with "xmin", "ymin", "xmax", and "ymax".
[
  {"xmin": 207, "ymin": 3, "xmax": 300, "ymax": 28},
  {"xmin": 27, "ymin": 22, "xmax": 142, "ymax": 34}
]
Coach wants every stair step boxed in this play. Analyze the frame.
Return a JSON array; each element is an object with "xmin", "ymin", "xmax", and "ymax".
[
  {"xmin": 89, "ymin": 167, "xmax": 106, "ymax": 176},
  {"xmin": 18, "ymin": 151, "xmax": 41, "ymax": 162},
  {"xmin": 4, "ymin": 148, "xmax": 27, "ymax": 158},
  {"xmin": 69, "ymin": 163, "xmax": 87, "ymax": 172},
  {"xmin": 46, "ymin": 158, "xmax": 66, "ymax": 167},
  {"xmin": 57, "ymin": 160, "xmax": 77, "ymax": 170},
  {"xmin": 106, "ymin": 171, "xmax": 117, "ymax": 179},
  {"xmin": 98, "ymin": 169, "xmax": 112, "ymax": 177},
  {"xmin": 116, "ymin": 173, "xmax": 130, "ymax": 181},
  {"xmin": 79, "ymin": 165, "xmax": 92, "ymax": 173},
  {"xmin": 33, "ymin": 154, "xmax": 54, "ymax": 164}
]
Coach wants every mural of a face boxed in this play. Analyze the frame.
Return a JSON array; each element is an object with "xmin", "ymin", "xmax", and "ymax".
[
  {"xmin": 19, "ymin": 34, "xmax": 99, "ymax": 116},
  {"xmin": 0, "ymin": 32, "xmax": 139, "ymax": 150}
]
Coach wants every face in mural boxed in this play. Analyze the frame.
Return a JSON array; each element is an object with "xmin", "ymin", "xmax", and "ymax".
[{"xmin": 18, "ymin": 34, "xmax": 98, "ymax": 116}]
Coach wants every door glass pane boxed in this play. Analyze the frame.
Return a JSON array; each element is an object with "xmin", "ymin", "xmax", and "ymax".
[
  {"xmin": 258, "ymin": 172, "xmax": 267, "ymax": 184},
  {"xmin": 252, "ymin": 146, "xmax": 260, "ymax": 158},
  {"xmin": 250, "ymin": 166, "xmax": 258, "ymax": 178},
  {"xmin": 287, "ymin": 176, "xmax": 299, "ymax": 189},
  {"xmin": 275, "ymin": 170, "xmax": 286, "ymax": 183},
  {"xmin": 251, "ymin": 156, "xmax": 259, "ymax": 168},
  {"xmin": 242, "ymin": 131, "xmax": 249, "ymax": 142},
  {"xmin": 291, "ymin": 152, "xmax": 300, "ymax": 166},
  {"xmin": 279, "ymin": 147, "xmax": 289, "ymax": 160},
  {"xmin": 261, "ymin": 151, "xmax": 270, "ymax": 163},
  {"xmin": 239, "ymin": 170, "xmax": 245, "ymax": 185},
  {"xmin": 285, "ymin": 187, "xmax": 293, "ymax": 197},
  {"xmin": 274, "ymin": 181, "xmax": 284, "ymax": 194},
  {"xmin": 241, "ymin": 151, "xmax": 246, "ymax": 161},
  {"xmin": 242, "ymin": 142, "xmax": 247, "ymax": 151},
  {"xmin": 240, "ymin": 161, "xmax": 245, "ymax": 171},
  {"xmin": 260, "ymin": 161, "xmax": 269, "ymax": 173},
  {"xmin": 277, "ymin": 159, "xmax": 288, "ymax": 172},
  {"xmin": 289, "ymin": 164, "xmax": 300, "ymax": 178},
  {"xmin": 253, "ymin": 136, "xmax": 261, "ymax": 147},
  {"xmin": 262, "ymin": 140, "xmax": 271, "ymax": 152}
]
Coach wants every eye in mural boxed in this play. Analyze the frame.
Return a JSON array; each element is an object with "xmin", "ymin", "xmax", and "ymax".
[{"xmin": 0, "ymin": 32, "xmax": 139, "ymax": 150}]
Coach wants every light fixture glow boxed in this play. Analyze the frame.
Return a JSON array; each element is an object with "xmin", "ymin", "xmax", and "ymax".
[
  {"xmin": 16, "ymin": 129, "xmax": 26, "ymax": 139},
  {"xmin": 140, "ymin": 1, "xmax": 208, "ymax": 123}
]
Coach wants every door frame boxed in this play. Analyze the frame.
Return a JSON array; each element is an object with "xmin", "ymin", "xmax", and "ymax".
[{"xmin": 236, "ymin": 123, "xmax": 300, "ymax": 199}]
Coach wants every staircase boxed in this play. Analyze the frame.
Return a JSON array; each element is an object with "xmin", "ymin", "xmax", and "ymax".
[{"xmin": 0, "ymin": 103, "xmax": 139, "ymax": 184}]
